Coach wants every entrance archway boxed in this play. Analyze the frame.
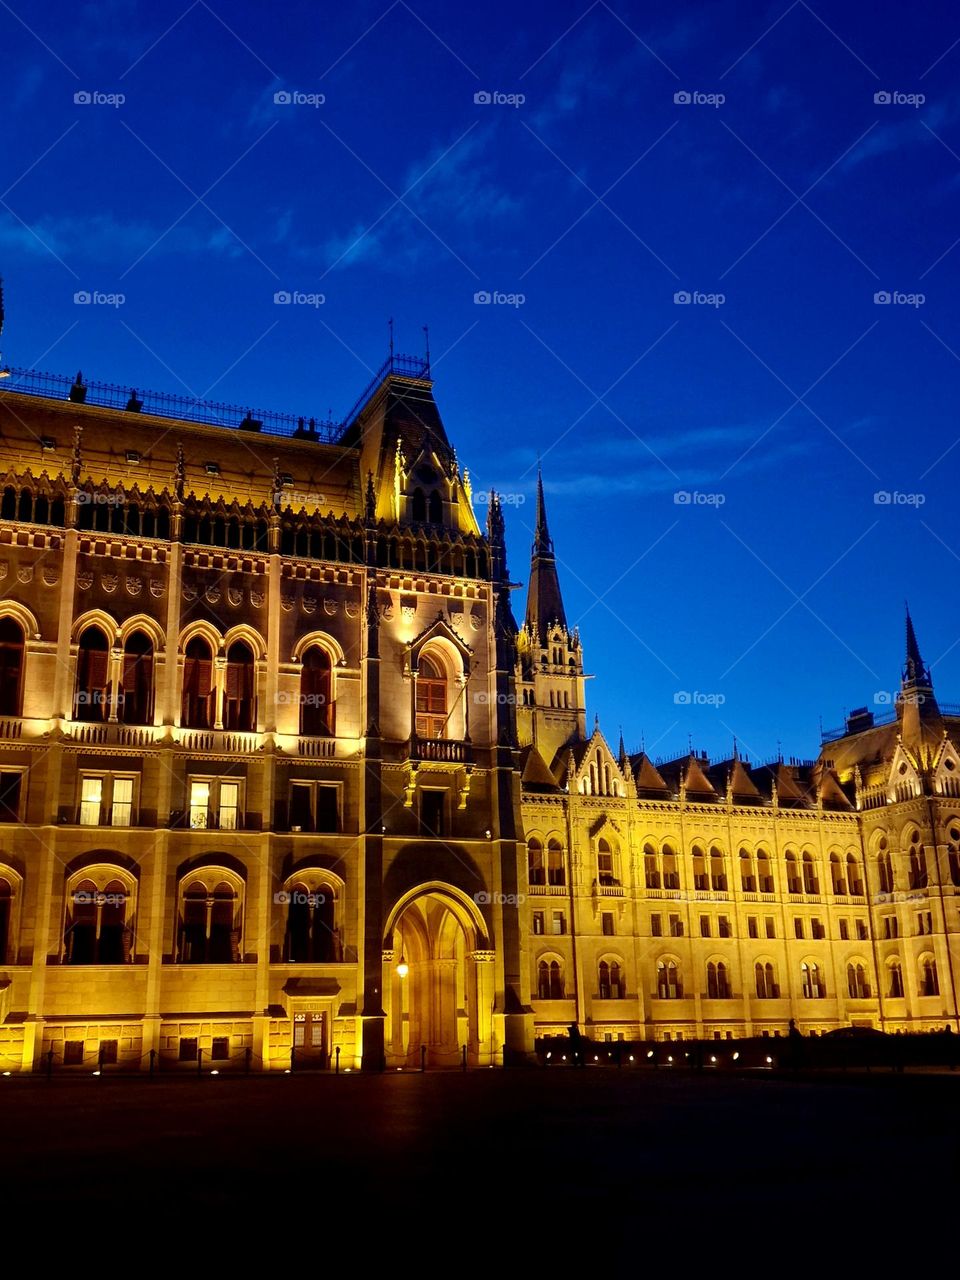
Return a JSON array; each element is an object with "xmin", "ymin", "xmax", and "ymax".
[{"xmin": 384, "ymin": 884, "xmax": 495, "ymax": 1068}]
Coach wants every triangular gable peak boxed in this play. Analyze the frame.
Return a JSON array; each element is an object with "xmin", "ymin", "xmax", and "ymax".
[
  {"xmin": 933, "ymin": 736, "xmax": 960, "ymax": 798},
  {"xmin": 520, "ymin": 744, "xmax": 560, "ymax": 791},
  {"xmin": 727, "ymin": 757, "xmax": 762, "ymax": 802},
  {"xmin": 818, "ymin": 766, "xmax": 854, "ymax": 811},
  {"xmin": 633, "ymin": 752, "xmax": 671, "ymax": 796},
  {"xmin": 588, "ymin": 814, "xmax": 623, "ymax": 841},
  {"xmin": 407, "ymin": 612, "xmax": 474, "ymax": 674},
  {"xmin": 574, "ymin": 729, "xmax": 626, "ymax": 798},
  {"xmin": 887, "ymin": 740, "xmax": 924, "ymax": 803}
]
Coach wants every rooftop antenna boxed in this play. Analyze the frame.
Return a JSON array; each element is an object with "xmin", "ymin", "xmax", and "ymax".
[
  {"xmin": 388, "ymin": 316, "xmax": 394, "ymax": 361},
  {"xmin": 0, "ymin": 276, "xmax": 8, "ymax": 376},
  {"xmin": 423, "ymin": 323, "xmax": 430, "ymax": 372}
]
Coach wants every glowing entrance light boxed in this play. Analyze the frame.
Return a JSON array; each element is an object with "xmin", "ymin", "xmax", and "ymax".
[{"xmin": 396, "ymin": 954, "xmax": 409, "ymax": 979}]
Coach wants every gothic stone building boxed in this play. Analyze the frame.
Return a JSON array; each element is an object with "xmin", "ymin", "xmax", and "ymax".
[{"xmin": 0, "ymin": 357, "xmax": 955, "ymax": 1072}]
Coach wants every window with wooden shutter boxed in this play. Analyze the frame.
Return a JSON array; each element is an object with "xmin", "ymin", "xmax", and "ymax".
[{"xmin": 415, "ymin": 654, "xmax": 447, "ymax": 738}]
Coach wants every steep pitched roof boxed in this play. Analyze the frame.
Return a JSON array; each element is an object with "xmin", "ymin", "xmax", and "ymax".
[
  {"xmin": 631, "ymin": 752, "xmax": 671, "ymax": 797},
  {"xmin": 520, "ymin": 745, "xmax": 560, "ymax": 791}
]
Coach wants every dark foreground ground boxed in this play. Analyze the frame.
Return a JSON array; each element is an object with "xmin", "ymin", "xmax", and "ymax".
[{"xmin": 6, "ymin": 1068, "xmax": 958, "ymax": 1253}]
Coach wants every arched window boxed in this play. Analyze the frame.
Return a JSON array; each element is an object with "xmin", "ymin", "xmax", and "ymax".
[
  {"xmin": 74, "ymin": 626, "xmax": 110, "ymax": 722},
  {"xmin": 785, "ymin": 851, "xmax": 801, "ymax": 894},
  {"xmin": 707, "ymin": 961, "xmax": 730, "ymax": 999},
  {"xmin": 415, "ymin": 654, "xmax": 447, "ymax": 738},
  {"xmin": 0, "ymin": 617, "xmax": 25, "ymax": 717},
  {"xmin": 527, "ymin": 838, "xmax": 545, "ymax": 887},
  {"xmin": 757, "ymin": 849, "xmax": 774, "ymax": 893},
  {"xmin": 948, "ymin": 826, "xmax": 960, "ymax": 888},
  {"xmin": 920, "ymin": 955, "xmax": 940, "ymax": 997},
  {"xmin": 657, "ymin": 959, "xmax": 681, "ymax": 999},
  {"xmin": 662, "ymin": 843, "xmax": 679, "ymax": 889},
  {"xmin": 223, "ymin": 640, "xmax": 255, "ymax": 732},
  {"xmin": 0, "ymin": 877, "xmax": 13, "ymax": 962},
  {"xmin": 847, "ymin": 962, "xmax": 870, "ymax": 999},
  {"xmin": 830, "ymin": 854, "xmax": 846, "ymax": 896},
  {"xmin": 411, "ymin": 489, "xmax": 426, "ymax": 522},
  {"xmin": 300, "ymin": 645, "xmax": 333, "ymax": 736},
  {"xmin": 801, "ymin": 852, "xmax": 819, "ymax": 895},
  {"xmin": 598, "ymin": 959, "xmax": 623, "ymax": 999},
  {"xmin": 285, "ymin": 881, "xmax": 337, "ymax": 962},
  {"xmin": 428, "ymin": 491, "xmax": 442, "ymax": 524},
  {"xmin": 740, "ymin": 848, "xmax": 755, "ymax": 892},
  {"xmin": 888, "ymin": 958, "xmax": 904, "ymax": 998},
  {"xmin": 801, "ymin": 962, "xmax": 823, "ymax": 999},
  {"xmin": 119, "ymin": 631, "xmax": 154, "ymax": 725},
  {"xmin": 547, "ymin": 838, "xmax": 565, "ymax": 887},
  {"xmin": 877, "ymin": 840, "xmax": 894, "ymax": 893},
  {"xmin": 597, "ymin": 839, "xmax": 617, "ymax": 887},
  {"xmin": 644, "ymin": 842, "xmax": 660, "ymax": 889},
  {"xmin": 65, "ymin": 876, "xmax": 131, "ymax": 964},
  {"xmin": 182, "ymin": 637, "xmax": 214, "ymax": 728},
  {"xmin": 538, "ymin": 959, "xmax": 564, "ymax": 999},
  {"xmin": 0, "ymin": 488, "xmax": 14, "ymax": 520},
  {"xmin": 692, "ymin": 845, "xmax": 707, "ymax": 891},
  {"xmin": 908, "ymin": 831, "xmax": 927, "ymax": 890},
  {"xmin": 755, "ymin": 961, "xmax": 777, "ymax": 999},
  {"xmin": 178, "ymin": 878, "xmax": 240, "ymax": 963},
  {"xmin": 710, "ymin": 847, "xmax": 727, "ymax": 892},
  {"xmin": 846, "ymin": 854, "xmax": 863, "ymax": 896}
]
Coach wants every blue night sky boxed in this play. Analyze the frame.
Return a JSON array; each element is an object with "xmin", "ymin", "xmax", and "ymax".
[{"xmin": 2, "ymin": 0, "xmax": 960, "ymax": 764}]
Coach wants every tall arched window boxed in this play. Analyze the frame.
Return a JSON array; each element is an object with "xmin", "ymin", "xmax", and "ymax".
[
  {"xmin": 710, "ymin": 847, "xmax": 727, "ymax": 891},
  {"xmin": 877, "ymin": 840, "xmax": 894, "ymax": 893},
  {"xmin": 888, "ymin": 958, "xmax": 904, "ymax": 998},
  {"xmin": 223, "ymin": 641, "xmax": 255, "ymax": 732},
  {"xmin": 707, "ymin": 961, "xmax": 730, "ymax": 999},
  {"xmin": 65, "ymin": 877, "xmax": 130, "ymax": 964},
  {"xmin": 538, "ymin": 959, "xmax": 564, "ymax": 999},
  {"xmin": 0, "ymin": 877, "xmax": 13, "ymax": 962},
  {"xmin": 740, "ymin": 848, "xmax": 755, "ymax": 892},
  {"xmin": 830, "ymin": 854, "xmax": 846, "ymax": 896},
  {"xmin": 920, "ymin": 955, "xmax": 940, "ymax": 997},
  {"xmin": 847, "ymin": 854, "xmax": 863, "ymax": 896},
  {"xmin": 644, "ymin": 842, "xmax": 660, "ymax": 889},
  {"xmin": 801, "ymin": 962, "xmax": 823, "ymax": 999},
  {"xmin": 415, "ymin": 654, "xmax": 448, "ymax": 738},
  {"xmin": 662, "ymin": 843, "xmax": 679, "ymax": 889},
  {"xmin": 801, "ymin": 852, "xmax": 819, "ymax": 895},
  {"xmin": 527, "ymin": 839, "xmax": 545, "ymax": 887},
  {"xmin": 949, "ymin": 826, "xmax": 960, "ymax": 888},
  {"xmin": 692, "ymin": 846, "xmax": 707, "ymax": 891},
  {"xmin": 598, "ymin": 959, "xmax": 623, "ymax": 999},
  {"xmin": 908, "ymin": 831, "xmax": 927, "ymax": 890},
  {"xmin": 755, "ymin": 961, "xmax": 777, "ymax": 999},
  {"xmin": 119, "ymin": 631, "xmax": 154, "ymax": 725},
  {"xmin": 285, "ymin": 882, "xmax": 337, "ymax": 962},
  {"xmin": 786, "ymin": 851, "xmax": 801, "ymax": 894},
  {"xmin": 597, "ymin": 839, "xmax": 617, "ymax": 887},
  {"xmin": 657, "ymin": 959, "xmax": 681, "ymax": 999},
  {"xmin": 182, "ymin": 637, "xmax": 214, "ymax": 728},
  {"xmin": 75, "ymin": 626, "xmax": 110, "ymax": 722},
  {"xmin": 757, "ymin": 849, "xmax": 774, "ymax": 893},
  {"xmin": 427, "ymin": 490, "xmax": 442, "ymax": 524},
  {"xmin": 0, "ymin": 618, "xmax": 24, "ymax": 717},
  {"xmin": 847, "ymin": 963, "xmax": 870, "ymax": 999},
  {"xmin": 179, "ymin": 878, "xmax": 240, "ymax": 963},
  {"xmin": 547, "ymin": 839, "xmax": 565, "ymax": 887},
  {"xmin": 300, "ymin": 645, "xmax": 334, "ymax": 736},
  {"xmin": 411, "ymin": 489, "xmax": 426, "ymax": 522}
]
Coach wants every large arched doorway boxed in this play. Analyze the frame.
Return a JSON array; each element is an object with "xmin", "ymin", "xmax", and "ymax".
[{"xmin": 385, "ymin": 886, "xmax": 495, "ymax": 1068}]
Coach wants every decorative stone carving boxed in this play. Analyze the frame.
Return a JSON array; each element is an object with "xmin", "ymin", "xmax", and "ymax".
[
  {"xmin": 182, "ymin": 584, "xmax": 198, "ymax": 602},
  {"xmin": 16, "ymin": 566, "xmax": 33, "ymax": 584},
  {"xmin": 302, "ymin": 596, "xmax": 317, "ymax": 616},
  {"xmin": 0, "ymin": 561, "xmax": 8, "ymax": 580},
  {"xmin": 469, "ymin": 610, "xmax": 482, "ymax": 631},
  {"xmin": 100, "ymin": 573, "xmax": 118, "ymax": 594},
  {"xmin": 204, "ymin": 585, "xmax": 221, "ymax": 605},
  {"xmin": 42, "ymin": 566, "xmax": 59, "ymax": 586},
  {"xmin": 344, "ymin": 600, "xmax": 359, "ymax": 619},
  {"xmin": 77, "ymin": 571, "xmax": 93, "ymax": 590},
  {"xmin": 125, "ymin": 576, "xmax": 142, "ymax": 596},
  {"xmin": 323, "ymin": 598, "xmax": 338, "ymax": 616},
  {"xmin": 250, "ymin": 590, "xmax": 264, "ymax": 608},
  {"xmin": 149, "ymin": 578, "xmax": 165, "ymax": 598},
  {"xmin": 227, "ymin": 587, "xmax": 243, "ymax": 607},
  {"xmin": 281, "ymin": 594, "xmax": 295, "ymax": 611}
]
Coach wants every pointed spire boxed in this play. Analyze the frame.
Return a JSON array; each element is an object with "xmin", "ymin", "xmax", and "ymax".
[
  {"xmin": 904, "ymin": 602, "xmax": 929, "ymax": 687},
  {"xmin": 618, "ymin": 725, "xmax": 626, "ymax": 762},
  {"xmin": 524, "ymin": 468, "xmax": 567, "ymax": 644}
]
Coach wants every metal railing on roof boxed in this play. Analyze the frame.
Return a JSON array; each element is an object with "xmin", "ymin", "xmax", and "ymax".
[
  {"xmin": 340, "ymin": 353, "xmax": 431, "ymax": 429},
  {"xmin": 0, "ymin": 366, "xmax": 345, "ymax": 443}
]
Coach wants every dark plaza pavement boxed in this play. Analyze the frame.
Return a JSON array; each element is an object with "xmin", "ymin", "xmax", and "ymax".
[{"xmin": 6, "ymin": 1068, "xmax": 958, "ymax": 1250}]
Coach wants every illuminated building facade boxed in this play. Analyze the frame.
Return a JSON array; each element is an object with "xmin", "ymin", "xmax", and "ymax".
[{"xmin": 0, "ymin": 355, "xmax": 956, "ymax": 1071}]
